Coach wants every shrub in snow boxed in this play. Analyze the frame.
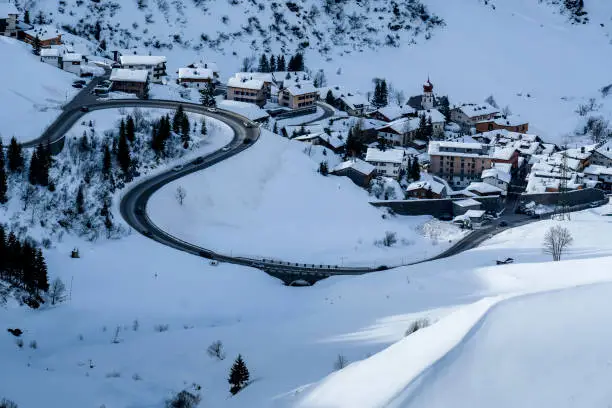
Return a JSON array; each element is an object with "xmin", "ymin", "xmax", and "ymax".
[
  {"xmin": 333, "ymin": 354, "xmax": 349, "ymax": 371},
  {"xmin": 132, "ymin": 373, "xmax": 142, "ymax": 381},
  {"xmin": 105, "ymin": 371, "xmax": 121, "ymax": 378},
  {"xmin": 175, "ymin": 186, "xmax": 187, "ymax": 205},
  {"xmin": 207, "ymin": 340, "xmax": 226, "ymax": 360},
  {"xmin": 165, "ymin": 390, "xmax": 200, "ymax": 408},
  {"xmin": 154, "ymin": 324, "xmax": 170, "ymax": 332},
  {"xmin": 48, "ymin": 277, "xmax": 67, "ymax": 305},
  {"xmin": 0, "ymin": 398, "xmax": 18, "ymax": 408},
  {"xmin": 405, "ymin": 318, "xmax": 430, "ymax": 337},
  {"xmin": 15, "ymin": 339, "xmax": 23, "ymax": 349},
  {"xmin": 132, "ymin": 319, "xmax": 140, "ymax": 331},
  {"xmin": 28, "ymin": 340, "xmax": 37, "ymax": 350},
  {"xmin": 375, "ymin": 231, "xmax": 398, "ymax": 247}
]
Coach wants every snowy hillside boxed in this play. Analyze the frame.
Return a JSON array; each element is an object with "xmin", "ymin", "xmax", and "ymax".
[
  {"xmin": 0, "ymin": 36, "xmax": 77, "ymax": 143},
  {"xmin": 147, "ymin": 129, "xmax": 463, "ymax": 266}
]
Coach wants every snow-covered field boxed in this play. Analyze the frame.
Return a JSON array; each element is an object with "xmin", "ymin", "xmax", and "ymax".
[
  {"xmin": 147, "ymin": 129, "xmax": 464, "ymax": 266},
  {"xmin": 0, "ymin": 37, "xmax": 78, "ymax": 144},
  {"xmin": 3, "ymin": 202, "xmax": 612, "ymax": 407}
]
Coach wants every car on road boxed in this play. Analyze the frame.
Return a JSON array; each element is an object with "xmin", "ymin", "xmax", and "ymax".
[
  {"xmin": 135, "ymin": 208, "xmax": 144, "ymax": 216},
  {"xmin": 243, "ymin": 139, "xmax": 252, "ymax": 144},
  {"xmin": 209, "ymin": 260, "xmax": 219, "ymax": 266},
  {"xmin": 73, "ymin": 79, "xmax": 86, "ymax": 85},
  {"xmin": 499, "ymin": 220, "xmax": 509, "ymax": 227},
  {"xmin": 221, "ymin": 146, "xmax": 230, "ymax": 151},
  {"xmin": 192, "ymin": 157, "xmax": 204, "ymax": 165},
  {"xmin": 112, "ymin": 62, "xmax": 121, "ymax": 68},
  {"xmin": 80, "ymin": 106, "xmax": 90, "ymax": 112},
  {"xmin": 143, "ymin": 230, "xmax": 153, "ymax": 237},
  {"xmin": 530, "ymin": 213, "xmax": 541, "ymax": 219},
  {"xmin": 207, "ymin": 107, "xmax": 217, "ymax": 113},
  {"xmin": 496, "ymin": 257, "xmax": 514, "ymax": 265},
  {"xmin": 251, "ymin": 262, "xmax": 265, "ymax": 269},
  {"xmin": 72, "ymin": 83, "xmax": 84, "ymax": 88},
  {"xmin": 243, "ymin": 121, "xmax": 256, "ymax": 128},
  {"xmin": 171, "ymin": 164, "xmax": 184, "ymax": 172},
  {"xmin": 589, "ymin": 202, "xmax": 599, "ymax": 208}
]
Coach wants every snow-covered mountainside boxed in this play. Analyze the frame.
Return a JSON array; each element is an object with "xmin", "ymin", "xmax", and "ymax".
[{"xmin": 17, "ymin": 0, "xmax": 612, "ymax": 143}]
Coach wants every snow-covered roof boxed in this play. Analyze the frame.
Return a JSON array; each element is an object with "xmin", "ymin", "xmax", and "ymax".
[
  {"xmin": 455, "ymin": 103, "xmax": 499, "ymax": 118},
  {"xmin": 110, "ymin": 68, "xmax": 149, "ymax": 83},
  {"xmin": 193, "ymin": 61, "xmax": 218, "ymax": 72},
  {"xmin": 583, "ymin": 164, "xmax": 612, "ymax": 176},
  {"xmin": 429, "ymin": 141, "xmax": 493, "ymax": 158},
  {"xmin": 0, "ymin": 2, "xmax": 18, "ymax": 17},
  {"xmin": 365, "ymin": 148, "xmax": 405, "ymax": 164},
  {"xmin": 594, "ymin": 140, "xmax": 612, "ymax": 160},
  {"xmin": 341, "ymin": 93, "xmax": 369, "ymax": 110},
  {"xmin": 491, "ymin": 146, "xmax": 516, "ymax": 161},
  {"xmin": 178, "ymin": 67, "xmax": 213, "ymax": 80},
  {"xmin": 40, "ymin": 48, "xmax": 60, "ymax": 57},
  {"xmin": 417, "ymin": 109, "xmax": 446, "ymax": 123},
  {"xmin": 120, "ymin": 55, "xmax": 166, "ymax": 66},
  {"xmin": 377, "ymin": 117, "xmax": 419, "ymax": 134},
  {"xmin": 227, "ymin": 76, "xmax": 264, "ymax": 90},
  {"xmin": 482, "ymin": 167, "xmax": 511, "ymax": 184},
  {"xmin": 437, "ymin": 141, "xmax": 483, "ymax": 150},
  {"xmin": 62, "ymin": 53, "xmax": 82, "ymax": 62},
  {"xmin": 453, "ymin": 198, "xmax": 482, "ymax": 208},
  {"xmin": 25, "ymin": 25, "xmax": 61, "ymax": 39},
  {"xmin": 406, "ymin": 180, "xmax": 445, "ymax": 195},
  {"xmin": 283, "ymin": 82, "xmax": 319, "ymax": 96},
  {"xmin": 235, "ymin": 72, "xmax": 273, "ymax": 83},
  {"xmin": 465, "ymin": 209, "xmax": 486, "ymax": 218},
  {"xmin": 467, "ymin": 182, "xmax": 503, "ymax": 195},
  {"xmin": 478, "ymin": 115, "xmax": 527, "ymax": 127},
  {"xmin": 218, "ymin": 100, "xmax": 269, "ymax": 121},
  {"xmin": 375, "ymin": 105, "xmax": 415, "ymax": 121},
  {"xmin": 331, "ymin": 159, "xmax": 375, "ymax": 175}
]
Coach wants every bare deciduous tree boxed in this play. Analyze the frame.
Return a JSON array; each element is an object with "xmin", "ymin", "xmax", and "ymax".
[
  {"xmin": 382, "ymin": 231, "xmax": 397, "ymax": 247},
  {"xmin": 543, "ymin": 225, "xmax": 573, "ymax": 261},
  {"xmin": 333, "ymin": 354, "xmax": 348, "ymax": 371},
  {"xmin": 175, "ymin": 186, "xmax": 186, "ymax": 205},
  {"xmin": 207, "ymin": 340, "xmax": 226, "ymax": 360},
  {"xmin": 48, "ymin": 277, "xmax": 66, "ymax": 305}
]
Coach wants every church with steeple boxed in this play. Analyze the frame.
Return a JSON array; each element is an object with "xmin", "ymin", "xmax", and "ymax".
[{"xmin": 408, "ymin": 77, "xmax": 438, "ymax": 111}]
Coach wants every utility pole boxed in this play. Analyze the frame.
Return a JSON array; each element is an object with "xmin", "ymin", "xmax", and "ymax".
[{"xmin": 554, "ymin": 151, "xmax": 571, "ymax": 221}]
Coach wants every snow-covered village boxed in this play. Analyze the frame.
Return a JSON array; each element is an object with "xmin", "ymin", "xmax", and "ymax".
[{"xmin": 2, "ymin": 0, "xmax": 612, "ymax": 407}]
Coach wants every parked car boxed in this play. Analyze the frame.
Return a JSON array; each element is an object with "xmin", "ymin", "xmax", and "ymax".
[
  {"xmin": 192, "ymin": 157, "xmax": 205, "ymax": 165},
  {"xmin": 72, "ymin": 83, "xmax": 84, "ymax": 89},
  {"xmin": 80, "ymin": 106, "xmax": 90, "ymax": 112},
  {"xmin": 243, "ymin": 121, "xmax": 255, "ymax": 128},
  {"xmin": 172, "ymin": 164, "xmax": 184, "ymax": 172},
  {"xmin": 221, "ymin": 146, "xmax": 230, "ymax": 151},
  {"xmin": 135, "ymin": 208, "xmax": 144, "ymax": 216},
  {"xmin": 499, "ymin": 220, "xmax": 509, "ymax": 227},
  {"xmin": 143, "ymin": 230, "xmax": 153, "ymax": 237},
  {"xmin": 496, "ymin": 257, "xmax": 514, "ymax": 265},
  {"xmin": 589, "ymin": 202, "xmax": 599, "ymax": 208},
  {"xmin": 207, "ymin": 107, "xmax": 217, "ymax": 113},
  {"xmin": 251, "ymin": 262, "xmax": 265, "ymax": 269},
  {"xmin": 209, "ymin": 260, "xmax": 219, "ymax": 266},
  {"xmin": 73, "ymin": 79, "xmax": 86, "ymax": 85},
  {"xmin": 243, "ymin": 139, "xmax": 252, "ymax": 144}
]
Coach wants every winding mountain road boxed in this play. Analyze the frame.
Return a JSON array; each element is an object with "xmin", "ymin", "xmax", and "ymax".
[{"xmin": 31, "ymin": 90, "xmax": 548, "ymax": 284}]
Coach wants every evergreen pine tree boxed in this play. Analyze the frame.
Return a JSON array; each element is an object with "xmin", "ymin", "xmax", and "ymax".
[
  {"xmin": 119, "ymin": 119, "xmax": 126, "ymax": 141},
  {"xmin": 200, "ymin": 82, "xmax": 216, "ymax": 107},
  {"xmin": 102, "ymin": 144, "xmax": 112, "ymax": 178},
  {"xmin": 228, "ymin": 354, "xmax": 250, "ymax": 395},
  {"xmin": 181, "ymin": 115, "xmax": 190, "ymax": 148},
  {"xmin": 126, "ymin": 115, "xmax": 136, "ymax": 142},
  {"xmin": 200, "ymin": 119, "xmax": 207, "ymax": 136},
  {"xmin": 425, "ymin": 117, "xmax": 433, "ymax": 140},
  {"xmin": 269, "ymin": 55, "xmax": 276, "ymax": 72},
  {"xmin": 411, "ymin": 157, "xmax": 420, "ymax": 181},
  {"xmin": 7, "ymin": 137, "xmax": 24, "ymax": 173},
  {"xmin": 438, "ymin": 96, "xmax": 450, "ymax": 120},
  {"xmin": 28, "ymin": 149, "xmax": 39, "ymax": 185},
  {"xmin": 34, "ymin": 249, "xmax": 49, "ymax": 293},
  {"xmin": 287, "ymin": 55, "xmax": 295, "ymax": 71},
  {"xmin": 173, "ymin": 105, "xmax": 185, "ymax": 133},
  {"xmin": 24, "ymin": 9, "xmax": 30, "ymax": 24},
  {"xmin": 325, "ymin": 90, "xmax": 335, "ymax": 105},
  {"xmin": 277, "ymin": 55, "xmax": 286, "ymax": 71},
  {"xmin": 0, "ymin": 139, "xmax": 7, "ymax": 204},
  {"xmin": 380, "ymin": 79, "xmax": 388, "ymax": 107},
  {"xmin": 272, "ymin": 121, "xmax": 278, "ymax": 134},
  {"xmin": 258, "ymin": 53, "xmax": 270, "ymax": 72},
  {"xmin": 0, "ymin": 225, "xmax": 6, "ymax": 272},
  {"xmin": 75, "ymin": 184, "xmax": 85, "ymax": 214},
  {"xmin": 117, "ymin": 129, "xmax": 131, "ymax": 176},
  {"xmin": 417, "ymin": 114, "xmax": 427, "ymax": 140},
  {"xmin": 32, "ymin": 35, "xmax": 41, "ymax": 56}
]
